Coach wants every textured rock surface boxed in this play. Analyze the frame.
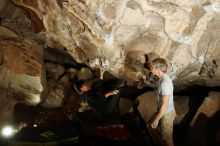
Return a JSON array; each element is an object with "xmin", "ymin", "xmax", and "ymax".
[
  {"xmin": 41, "ymin": 79, "xmax": 65, "ymax": 108},
  {"xmin": 45, "ymin": 62, "xmax": 65, "ymax": 80},
  {"xmin": 190, "ymin": 92, "xmax": 220, "ymax": 125},
  {"xmin": 77, "ymin": 67, "xmax": 93, "ymax": 80},
  {"xmin": 0, "ymin": 1, "xmax": 219, "ymax": 144},
  {"xmin": 10, "ymin": 0, "xmax": 220, "ymax": 88},
  {"xmin": 44, "ymin": 47, "xmax": 78, "ymax": 66},
  {"xmin": 137, "ymin": 91, "xmax": 190, "ymax": 145},
  {"xmin": 137, "ymin": 91, "xmax": 157, "ymax": 122},
  {"xmin": 0, "ymin": 26, "xmax": 18, "ymax": 38},
  {"xmin": 0, "ymin": 0, "xmax": 36, "ymax": 37},
  {"xmin": 137, "ymin": 91, "xmax": 189, "ymax": 124},
  {"xmin": 0, "ymin": 38, "xmax": 46, "ymax": 105},
  {"xmin": 183, "ymin": 91, "xmax": 220, "ymax": 146},
  {"xmin": 174, "ymin": 95, "xmax": 189, "ymax": 125},
  {"xmin": 118, "ymin": 98, "xmax": 133, "ymax": 115}
]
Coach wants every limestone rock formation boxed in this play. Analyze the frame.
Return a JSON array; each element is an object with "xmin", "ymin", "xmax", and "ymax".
[
  {"xmin": 137, "ymin": 92, "xmax": 189, "ymax": 123},
  {"xmin": 183, "ymin": 91, "xmax": 220, "ymax": 146},
  {"xmin": 77, "ymin": 67, "xmax": 93, "ymax": 81},
  {"xmin": 41, "ymin": 79, "xmax": 67, "ymax": 108},
  {"xmin": 0, "ymin": 0, "xmax": 36, "ymax": 37},
  {"xmin": 0, "ymin": 1, "xmax": 219, "ymax": 144},
  {"xmin": 0, "ymin": 26, "xmax": 18, "ymax": 38},
  {"xmin": 45, "ymin": 62, "xmax": 65, "ymax": 80},
  {"xmin": 174, "ymin": 95, "xmax": 189, "ymax": 125},
  {"xmin": 137, "ymin": 91, "xmax": 157, "ymax": 122},
  {"xmin": 137, "ymin": 91, "xmax": 191, "ymax": 145},
  {"xmin": 118, "ymin": 98, "xmax": 133, "ymax": 115},
  {"xmin": 9, "ymin": 0, "xmax": 220, "ymax": 88},
  {"xmin": 0, "ymin": 38, "xmax": 46, "ymax": 105}
]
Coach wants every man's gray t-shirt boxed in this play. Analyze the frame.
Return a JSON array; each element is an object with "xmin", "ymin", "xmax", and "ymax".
[{"xmin": 157, "ymin": 74, "xmax": 175, "ymax": 113}]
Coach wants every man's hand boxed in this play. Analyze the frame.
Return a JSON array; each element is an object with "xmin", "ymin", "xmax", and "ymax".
[
  {"xmin": 74, "ymin": 83, "xmax": 82, "ymax": 95},
  {"xmin": 150, "ymin": 95, "xmax": 169, "ymax": 129},
  {"xmin": 151, "ymin": 118, "xmax": 159, "ymax": 129},
  {"xmin": 105, "ymin": 89, "xmax": 119, "ymax": 98}
]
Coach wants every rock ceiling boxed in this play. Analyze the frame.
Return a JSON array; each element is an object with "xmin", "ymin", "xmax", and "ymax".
[
  {"xmin": 2, "ymin": 0, "xmax": 220, "ymax": 88},
  {"xmin": 0, "ymin": 1, "xmax": 220, "ymax": 141}
]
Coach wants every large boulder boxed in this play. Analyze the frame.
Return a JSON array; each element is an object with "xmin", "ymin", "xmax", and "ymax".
[
  {"xmin": 118, "ymin": 98, "xmax": 133, "ymax": 115},
  {"xmin": 137, "ymin": 91, "xmax": 157, "ymax": 122},
  {"xmin": 77, "ymin": 67, "xmax": 93, "ymax": 81},
  {"xmin": 45, "ymin": 62, "xmax": 65, "ymax": 80},
  {"xmin": 137, "ymin": 91, "xmax": 190, "ymax": 145},
  {"xmin": 41, "ymin": 80, "xmax": 66, "ymax": 108},
  {"xmin": 137, "ymin": 91, "xmax": 189, "ymax": 124},
  {"xmin": 183, "ymin": 91, "xmax": 220, "ymax": 146},
  {"xmin": 174, "ymin": 95, "xmax": 189, "ymax": 125},
  {"xmin": 0, "ymin": 26, "xmax": 18, "ymax": 38},
  {"xmin": 0, "ymin": 38, "xmax": 46, "ymax": 105},
  {"xmin": 44, "ymin": 47, "xmax": 78, "ymax": 66}
]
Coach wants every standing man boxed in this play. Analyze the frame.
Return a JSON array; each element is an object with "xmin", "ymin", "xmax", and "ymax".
[{"xmin": 150, "ymin": 58, "xmax": 176, "ymax": 146}]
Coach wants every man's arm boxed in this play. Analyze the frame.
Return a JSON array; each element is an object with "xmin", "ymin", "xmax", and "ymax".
[
  {"xmin": 99, "ymin": 67, "xmax": 105, "ymax": 80},
  {"xmin": 151, "ymin": 95, "xmax": 169, "ymax": 129},
  {"xmin": 105, "ymin": 89, "xmax": 119, "ymax": 98},
  {"xmin": 74, "ymin": 84, "xmax": 82, "ymax": 95}
]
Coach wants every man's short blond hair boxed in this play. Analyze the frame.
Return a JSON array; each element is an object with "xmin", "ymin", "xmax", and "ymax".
[{"xmin": 151, "ymin": 58, "xmax": 168, "ymax": 73}]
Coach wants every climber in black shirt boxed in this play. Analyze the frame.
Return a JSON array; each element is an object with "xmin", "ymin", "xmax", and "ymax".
[{"xmin": 75, "ymin": 67, "xmax": 120, "ymax": 123}]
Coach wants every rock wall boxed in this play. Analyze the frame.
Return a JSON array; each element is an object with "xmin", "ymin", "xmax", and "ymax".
[
  {"xmin": 0, "ymin": 38, "xmax": 46, "ymax": 105},
  {"xmin": 9, "ymin": 0, "xmax": 220, "ymax": 88},
  {"xmin": 183, "ymin": 91, "xmax": 220, "ymax": 146},
  {"xmin": 0, "ymin": 1, "xmax": 219, "ymax": 144}
]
